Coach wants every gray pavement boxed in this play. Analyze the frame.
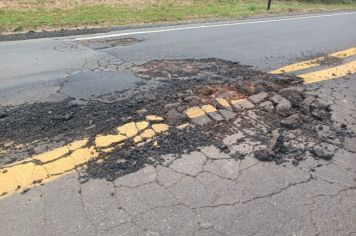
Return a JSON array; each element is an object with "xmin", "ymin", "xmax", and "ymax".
[{"xmin": 0, "ymin": 12, "xmax": 355, "ymax": 236}]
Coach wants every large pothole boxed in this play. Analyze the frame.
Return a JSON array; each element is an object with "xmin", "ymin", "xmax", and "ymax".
[{"xmin": 0, "ymin": 59, "xmax": 352, "ymax": 182}]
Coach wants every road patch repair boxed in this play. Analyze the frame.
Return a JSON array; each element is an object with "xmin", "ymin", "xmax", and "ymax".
[
  {"xmin": 80, "ymin": 37, "xmax": 144, "ymax": 50},
  {"xmin": 0, "ymin": 58, "xmax": 354, "ymax": 198}
]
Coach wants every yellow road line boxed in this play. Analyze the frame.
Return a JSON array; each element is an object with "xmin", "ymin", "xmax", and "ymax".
[
  {"xmin": 0, "ymin": 117, "xmax": 169, "ymax": 198},
  {"xmin": 0, "ymin": 145, "xmax": 99, "ymax": 198},
  {"xmin": 299, "ymin": 60, "xmax": 356, "ymax": 84},
  {"xmin": 270, "ymin": 47, "xmax": 356, "ymax": 74},
  {"xmin": 0, "ymin": 101, "xmax": 240, "ymax": 199}
]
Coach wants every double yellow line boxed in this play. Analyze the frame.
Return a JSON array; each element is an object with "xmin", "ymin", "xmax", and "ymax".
[
  {"xmin": 0, "ymin": 97, "xmax": 244, "ymax": 199},
  {"xmin": 0, "ymin": 116, "xmax": 171, "ymax": 199},
  {"xmin": 270, "ymin": 47, "xmax": 356, "ymax": 83}
]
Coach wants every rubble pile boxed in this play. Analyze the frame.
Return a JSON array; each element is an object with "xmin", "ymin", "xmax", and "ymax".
[{"xmin": 0, "ymin": 59, "xmax": 352, "ymax": 180}]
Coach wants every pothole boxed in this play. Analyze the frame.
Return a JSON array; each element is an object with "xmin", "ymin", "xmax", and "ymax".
[
  {"xmin": 60, "ymin": 71, "xmax": 157, "ymax": 101},
  {"xmin": 0, "ymin": 59, "xmax": 352, "ymax": 182},
  {"xmin": 80, "ymin": 37, "xmax": 144, "ymax": 50}
]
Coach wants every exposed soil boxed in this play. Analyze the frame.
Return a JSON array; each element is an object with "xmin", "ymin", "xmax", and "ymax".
[{"xmin": 0, "ymin": 58, "xmax": 352, "ymax": 181}]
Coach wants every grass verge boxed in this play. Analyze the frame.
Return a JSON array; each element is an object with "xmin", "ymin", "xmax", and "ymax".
[{"xmin": 0, "ymin": 0, "xmax": 355, "ymax": 33}]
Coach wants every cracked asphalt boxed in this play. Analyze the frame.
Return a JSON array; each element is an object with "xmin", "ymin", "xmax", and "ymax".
[{"xmin": 0, "ymin": 13, "xmax": 356, "ymax": 236}]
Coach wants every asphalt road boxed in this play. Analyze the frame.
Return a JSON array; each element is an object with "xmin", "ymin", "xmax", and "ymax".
[{"xmin": 0, "ymin": 12, "xmax": 355, "ymax": 236}]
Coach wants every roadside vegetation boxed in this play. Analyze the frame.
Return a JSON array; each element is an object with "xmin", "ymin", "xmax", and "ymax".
[{"xmin": 0, "ymin": 0, "xmax": 355, "ymax": 33}]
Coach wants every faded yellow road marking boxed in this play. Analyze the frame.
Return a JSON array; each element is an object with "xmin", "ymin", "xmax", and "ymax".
[
  {"xmin": 185, "ymin": 107, "xmax": 206, "ymax": 118},
  {"xmin": 146, "ymin": 115, "xmax": 164, "ymax": 122},
  {"xmin": 216, "ymin": 98, "xmax": 231, "ymax": 109},
  {"xmin": 0, "ymin": 145, "xmax": 98, "ymax": 197},
  {"xmin": 136, "ymin": 121, "xmax": 149, "ymax": 131},
  {"xmin": 152, "ymin": 124, "xmax": 169, "ymax": 134},
  {"xmin": 1, "ymin": 101, "xmax": 243, "ymax": 199},
  {"xmin": 299, "ymin": 60, "xmax": 356, "ymax": 84},
  {"xmin": 117, "ymin": 122, "xmax": 139, "ymax": 138},
  {"xmin": 201, "ymin": 104, "xmax": 218, "ymax": 113},
  {"xmin": 140, "ymin": 129, "xmax": 156, "ymax": 140},
  {"xmin": 33, "ymin": 139, "xmax": 88, "ymax": 163},
  {"xmin": 270, "ymin": 47, "xmax": 356, "ymax": 74},
  {"xmin": 0, "ymin": 117, "xmax": 170, "ymax": 198},
  {"xmin": 177, "ymin": 123, "xmax": 190, "ymax": 130},
  {"xmin": 95, "ymin": 134, "xmax": 127, "ymax": 148}
]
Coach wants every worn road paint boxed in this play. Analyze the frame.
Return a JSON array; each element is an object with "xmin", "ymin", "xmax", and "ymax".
[
  {"xmin": 0, "ymin": 144, "xmax": 98, "ymax": 198},
  {"xmin": 146, "ymin": 115, "xmax": 164, "ymax": 122},
  {"xmin": 152, "ymin": 124, "xmax": 169, "ymax": 134},
  {"xmin": 140, "ymin": 129, "xmax": 156, "ymax": 140},
  {"xmin": 270, "ymin": 47, "xmax": 356, "ymax": 74},
  {"xmin": 95, "ymin": 134, "xmax": 127, "ymax": 148},
  {"xmin": 299, "ymin": 60, "xmax": 356, "ymax": 84},
  {"xmin": 185, "ymin": 107, "xmax": 206, "ymax": 119},
  {"xmin": 216, "ymin": 98, "xmax": 232, "ymax": 109},
  {"xmin": 0, "ymin": 117, "xmax": 170, "ymax": 198},
  {"xmin": 117, "ymin": 122, "xmax": 139, "ymax": 138},
  {"xmin": 0, "ymin": 100, "xmax": 246, "ymax": 199},
  {"xmin": 201, "ymin": 104, "xmax": 218, "ymax": 113}
]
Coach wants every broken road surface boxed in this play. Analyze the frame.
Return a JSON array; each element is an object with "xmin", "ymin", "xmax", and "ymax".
[{"xmin": 0, "ymin": 13, "xmax": 356, "ymax": 236}]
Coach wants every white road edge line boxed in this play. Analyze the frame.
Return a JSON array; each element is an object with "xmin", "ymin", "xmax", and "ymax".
[{"xmin": 74, "ymin": 12, "xmax": 355, "ymax": 41}]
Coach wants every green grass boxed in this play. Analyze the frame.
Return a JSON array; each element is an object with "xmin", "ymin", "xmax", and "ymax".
[{"xmin": 0, "ymin": 0, "xmax": 355, "ymax": 33}]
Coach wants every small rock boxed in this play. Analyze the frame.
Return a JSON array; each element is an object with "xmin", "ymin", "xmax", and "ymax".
[
  {"xmin": 310, "ymin": 144, "xmax": 335, "ymax": 160},
  {"xmin": 292, "ymin": 160, "xmax": 299, "ymax": 167},
  {"xmin": 259, "ymin": 101, "xmax": 274, "ymax": 111},
  {"xmin": 231, "ymin": 99, "xmax": 254, "ymax": 111},
  {"xmin": 184, "ymin": 95, "xmax": 200, "ymax": 102},
  {"xmin": 64, "ymin": 114, "xmax": 73, "ymax": 120},
  {"xmin": 217, "ymin": 143, "xmax": 229, "ymax": 152},
  {"xmin": 254, "ymin": 147, "xmax": 274, "ymax": 161},
  {"xmin": 164, "ymin": 103, "xmax": 181, "ymax": 109},
  {"xmin": 268, "ymin": 129, "xmax": 281, "ymax": 151},
  {"xmin": 270, "ymin": 94, "xmax": 285, "ymax": 104},
  {"xmin": 137, "ymin": 109, "xmax": 148, "ymax": 115},
  {"xmin": 301, "ymin": 96, "xmax": 316, "ymax": 113},
  {"xmin": 0, "ymin": 112, "xmax": 8, "ymax": 119},
  {"xmin": 166, "ymin": 109, "xmax": 185, "ymax": 125},
  {"xmin": 249, "ymin": 92, "xmax": 269, "ymax": 104},
  {"xmin": 280, "ymin": 114, "xmax": 300, "ymax": 129},
  {"xmin": 206, "ymin": 112, "xmax": 224, "ymax": 121},
  {"xmin": 219, "ymin": 109, "xmax": 236, "ymax": 120},
  {"xmin": 279, "ymin": 87, "xmax": 305, "ymax": 106},
  {"xmin": 276, "ymin": 100, "xmax": 292, "ymax": 116},
  {"xmin": 192, "ymin": 114, "xmax": 212, "ymax": 126},
  {"xmin": 311, "ymin": 108, "xmax": 328, "ymax": 120}
]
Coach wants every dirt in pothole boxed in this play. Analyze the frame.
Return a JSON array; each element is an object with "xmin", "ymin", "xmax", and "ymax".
[
  {"xmin": 80, "ymin": 37, "xmax": 144, "ymax": 50},
  {"xmin": 0, "ymin": 59, "xmax": 353, "ymax": 180}
]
